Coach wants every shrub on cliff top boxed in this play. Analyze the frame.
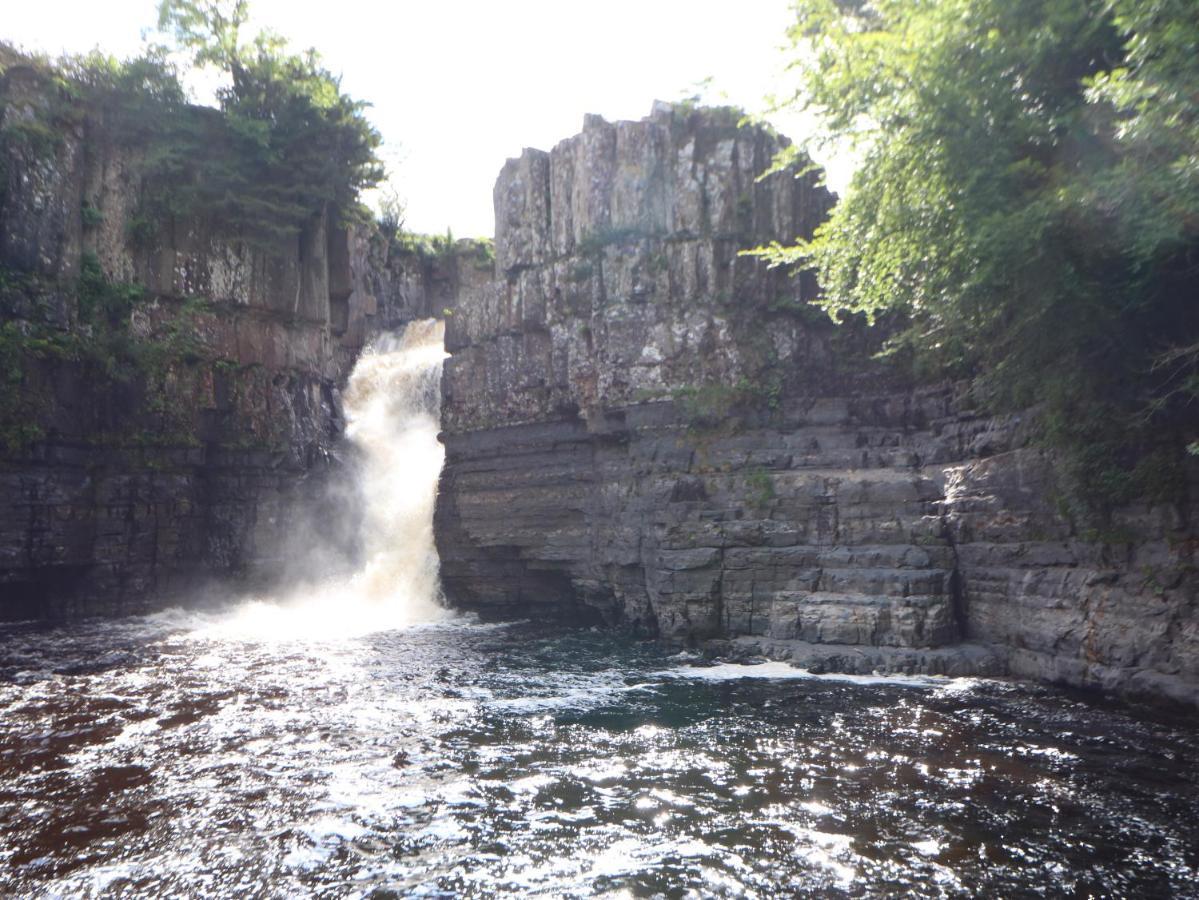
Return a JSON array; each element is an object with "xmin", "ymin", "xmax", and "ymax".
[
  {"xmin": 6, "ymin": 2, "xmax": 385, "ymax": 249},
  {"xmin": 2, "ymin": 3, "xmax": 384, "ymax": 248},
  {"xmin": 154, "ymin": 0, "xmax": 384, "ymax": 238},
  {"xmin": 757, "ymin": 0, "xmax": 1199, "ymax": 514}
]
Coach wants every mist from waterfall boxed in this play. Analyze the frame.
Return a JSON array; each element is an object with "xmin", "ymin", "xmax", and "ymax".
[{"xmin": 204, "ymin": 319, "xmax": 450, "ymax": 640}]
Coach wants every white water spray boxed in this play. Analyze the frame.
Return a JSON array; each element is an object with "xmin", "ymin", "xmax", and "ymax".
[
  {"xmin": 204, "ymin": 319, "xmax": 451, "ymax": 640},
  {"xmin": 341, "ymin": 319, "xmax": 448, "ymax": 617}
]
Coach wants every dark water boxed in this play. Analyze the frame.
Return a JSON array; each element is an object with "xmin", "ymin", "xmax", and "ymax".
[{"xmin": 0, "ymin": 610, "xmax": 1197, "ymax": 898}]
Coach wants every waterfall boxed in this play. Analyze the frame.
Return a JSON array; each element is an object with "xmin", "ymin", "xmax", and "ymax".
[
  {"xmin": 340, "ymin": 318, "xmax": 448, "ymax": 617},
  {"xmin": 206, "ymin": 319, "xmax": 450, "ymax": 640}
]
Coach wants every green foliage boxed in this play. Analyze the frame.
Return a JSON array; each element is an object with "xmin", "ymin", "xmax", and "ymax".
[
  {"xmin": 3, "ymin": 8, "xmax": 384, "ymax": 250},
  {"xmin": 391, "ymin": 229, "xmax": 455, "ymax": 259},
  {"xmin": 77, "ymin": 252, "xmax": 145, "ymax": 330},
  {"xmin": 0, "ymin": 9, "xmax": 394, "ymax": 454},
  {"xmin": 673, "ymin": 373, "xmax": 783, "ymax": 432},
  {"xmin": 156, "ymin": 0, "xmax": 249, "ymax": 72},
  {"xmin": 376, "ymin": 188, "xmax": 405, "ymax": 240},
  {"xmin": 0, "ymin": 118, "xmax": 65, "ymax": 159},
  {"xmin": 745, "ymin": 467, "xmax": 776, "ymax": 509},
  {"xmin": 577, "ymin": 226, "xmax": 656, "ymax": 257},
  {"xmin": 765, "ymin": 291, "xmax": 832, "ymax": 325},
  {"xmin": 125, "ymin": 215, "xmax": 157, "ymax": 247},
  {"xmin": 1042, "ymin": 394, "xmax": 1186, "ymax": 517},
  {"xmin": 0, "ymin": 56, "xmax": 85, "ymax": 162},
  {"xmin": 387, "ymin": 231, "xmax": 494, "ymax": 277},
  {"xmin": 763, "ymin": 0, "xmax": 1199, "ymax": 513},
  {"xmin": 673, "ymin": 382, "xmax": 739, "ymax": 429},
  {"xmin": 469, "ymin": 238, "xmax": 496, "ymax": 267},
  {"xmin": 669, "ymin": 97, "xmax": 747, "ymax": 131},
  {"xmin": 14, "ymin": 3, "xmax": 384, "ymax": 250},
  {"xmin": 80, "ymin": 201, "xmax": 103, "ymax": 228},
  {"xmin": 148, "ymin": 1, "xmax": 383, "ymax": 241},
  {"xmin": 0, "ymin": 320, "xmax": 57, "ymax": 451},
  {"xmin": 0, "ymin": 262, "xmax": 222, "ymax": 454}
]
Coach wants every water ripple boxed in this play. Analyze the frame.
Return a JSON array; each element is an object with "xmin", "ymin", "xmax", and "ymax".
[{"xmin": 0, "ymin": 614, "xmax": 1196, "ymax": 898}]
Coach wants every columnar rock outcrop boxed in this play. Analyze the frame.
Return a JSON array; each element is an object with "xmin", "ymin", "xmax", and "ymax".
[{"xmin": 436, "ymin": 103, "xmax": 1199, "ymax": 705}]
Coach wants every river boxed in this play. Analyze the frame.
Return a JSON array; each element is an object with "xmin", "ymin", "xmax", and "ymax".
[
  {"xmin": 0, "ymin": 323, "xmax": 1196, "ymax": 898},
  {"xmin": 1, "ymin": 615, "xmax": 1197, "ymax": 897}
]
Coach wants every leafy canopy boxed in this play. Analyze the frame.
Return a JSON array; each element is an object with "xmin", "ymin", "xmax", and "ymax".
[
  {"xmin": 92, "ymin": 0, "xmax": 386, "ymax": 244},
  {"xmin": 758, "ymin": 0, "xmax": 1199, "ymax": 509}
]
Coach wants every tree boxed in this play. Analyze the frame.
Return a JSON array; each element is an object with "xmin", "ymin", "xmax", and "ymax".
[
  {"xmin": 758, "ymin": 0, "xmax": 1199, "ymax": 510},
  {"xmin": 157, "ymin": 0, "xmax": 249, "ymax": 75},
  {"xmin": 152, "ymin": 0, "xmax": 384, "ymax": 241},
  {"xmin": 376, "ymin": 187, "xmax": 406, "ymax": 240}
]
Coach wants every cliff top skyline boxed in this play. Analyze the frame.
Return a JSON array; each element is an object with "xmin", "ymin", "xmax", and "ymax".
[{"xmin": 5, "ymin": 0, "xmax": 847, "ymax": 238}]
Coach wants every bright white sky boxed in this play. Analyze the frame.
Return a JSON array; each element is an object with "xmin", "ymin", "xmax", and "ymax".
[{"xmin": 5, "ymin": 0, "xmax": 839, "ymax": 238}]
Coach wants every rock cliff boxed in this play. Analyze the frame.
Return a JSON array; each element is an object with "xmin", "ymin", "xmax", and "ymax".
[
  {"xmin": 3, "ymin": 52, "xmax": 1194, "ymax": 708},
  {"xmin": 0, "ymin": 59, "xmax": 486, "ymax": 617},
  {"xmin": 435, "ymin": 104, "xmax": 1199, "ymax": 706}
]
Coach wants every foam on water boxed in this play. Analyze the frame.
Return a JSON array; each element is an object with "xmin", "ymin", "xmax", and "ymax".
[
  {"xmin": 655, "ymin": 660, "xmax": 970, "ymax": 689},
  {"xmin": 198, "ymin": 319, "xmax": 452, "ymax": 642},
  {"xmin": 1, "ymin": 618, "xmax": 1196, "ymax": 897}
]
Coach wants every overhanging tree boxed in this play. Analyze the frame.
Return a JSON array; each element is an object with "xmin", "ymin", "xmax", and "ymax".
[{"xmin": 757, "ymin": 0, "xmax": 1199, "ymax": 511}]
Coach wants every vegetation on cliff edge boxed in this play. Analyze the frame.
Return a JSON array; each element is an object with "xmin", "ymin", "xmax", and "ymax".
[
  {"xmin": 152, "ymin": 0, "xmax": 384, "ymax": 239},
  {"xmin": 1, "ymin": 0, "xmax": 384, "ymax": 248},
  {"xmin": 756, "ymin": 0, "xmax": 1199, "ymax": 515},
  {"xmin": 0, "ymin": 1, "xmax": 390, "ymax": 453}
]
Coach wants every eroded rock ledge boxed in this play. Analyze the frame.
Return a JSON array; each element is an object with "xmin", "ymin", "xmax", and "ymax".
[{"xmin": 435, "ymin": 103, "xmax": 1199, "ymax": 707}]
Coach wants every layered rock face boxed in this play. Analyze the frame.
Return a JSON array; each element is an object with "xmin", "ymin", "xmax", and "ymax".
[
  {"xmin": 0, "ymin": 62, "xmax": 483, "ymax": 618},
  {"xmin": 942, "ymin": 449, "xmax": 1198, "ymax": 703},
  {"xmin": 436, "ymin": 104, "xmax": 1198, "ymax": 704},
  {"xmin": 4, "ymin": 50, "xmax": 1194, "ymax": 707}
]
